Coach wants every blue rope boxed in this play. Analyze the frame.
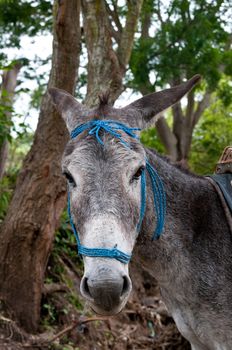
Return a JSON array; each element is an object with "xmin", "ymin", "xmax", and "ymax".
[
  {"xmin": 146, "ymin": 160, "xmax": 166, "ymax": 239},
  {"xmin": 78, "ymin": 246, "xmax": 131, "ymax": 264},
  {"xmin": 71, "ymin": 120, "xmax": 140, "ymax": 147},
  {"xmin": 67, "ymin": 119, "xmax": 166, "ymax": 263},
  {"xmin": 67, "ymin": 192, "xmax": 81, "ymax": 246},
  {"xmin": 137, "ymin": 169, "xmax": 146, "ymax": 232}
]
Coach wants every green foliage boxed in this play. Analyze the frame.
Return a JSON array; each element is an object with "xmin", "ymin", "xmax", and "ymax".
[
  {"xmin": 75, "ymin": 72, "xmax": 88, "ymax": 100},
  {"xmin": 189, "ymin": 99, "xmax": 232, "ymax": 174},
  {"xmin": 0, "ymin": 132, "xmax": 33, "ymax": 221},
  {"xmin": 29, "ymin": 84, "xmax": 46, "ymax": 109},
  {"xmin": 7, "ymin": 131, "xmax": 33, "ymax": 171},
  {"xmin": 130, "ymin": 0, "xmax": 231, "ymax": 91},
  {"xmin": 0, "ymin": 102, "xmax": 14, "ymax": 145},
  {"xmin": 25, "ymin": 56, "xmax": 52, "ymax": 108},
  {"xmin": 222, "ymin": 49, "xmax": 232, "ymax": 77},
  {"xmin": 0, "ymin": 0, "xmax": 52, "ymax": 50},
  {"xmin": 67, "ymin": 294, "xmax": 83, "ymax": 311},
  {"xmin": 0, "ymin": 95, "xmax": 30, "ymax": 149},
  {"xmin": 54, "ymin": 210, "xmax": 83, "ymax": 267},
  {"xmin": 41, "ymin": 210, "xmax": 85, "ymax": 330},
  {"xmin": 217, "ymin": 78, "xmax": 232, "ymax": 107},
  {"xmin": 128, "ymin": 38, "xmax": 154, "ymax": 93},
  {"xmin": 42, "ymin": 301, "xmax": 58, "ymax": 325},
  {"xmin": 0, "ymin": 170, "xmax": 17, "ymax": 222},
  {"xmin": 0, "ymin": 0, "xmax": 53, "ymax": 137},
  {"xmin": 141, "ymin": 127, "xmax": 165, "ymax": 154}
]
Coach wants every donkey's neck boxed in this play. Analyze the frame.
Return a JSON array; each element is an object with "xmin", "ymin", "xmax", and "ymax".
[{"xmin": 136, "ymin": 148, "xmax": 228, "ymax": 287}]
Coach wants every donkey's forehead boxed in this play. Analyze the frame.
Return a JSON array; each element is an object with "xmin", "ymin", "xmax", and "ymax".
[
  {"xmin": 62, "ymin": 133, "xmax": 145, "ymax": 168},
  {"xmin": 71, "ymin": 104, "xmax": 144, "ymax": 130}
]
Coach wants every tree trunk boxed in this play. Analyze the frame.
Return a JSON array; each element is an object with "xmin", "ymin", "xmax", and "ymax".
[
  {"xmin": 0, "ymin": 0, "xmax": 81, "ymax": 332},
  {"xmin": 171, "ymin": 91, "xmax": 211, "ymax": 167},
  {"xmin": 155, "ymin": 117, "xmax": 178, "ymax": 160},
  {"xmin": 82, "ymin": 0, "xmax": 143, "ymax": 106},
  {"xmin": 0, "ymin": 62, "xmax": 21, "ymax": 179}
]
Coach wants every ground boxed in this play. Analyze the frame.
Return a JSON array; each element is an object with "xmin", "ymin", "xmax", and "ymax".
[{"xmin": 0, "ymin": 255, "xmax": 190, "ymax": 350}]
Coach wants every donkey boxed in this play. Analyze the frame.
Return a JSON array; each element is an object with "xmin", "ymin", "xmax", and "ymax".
[{"xmin": 49, "ymin": 75, "xmax": 232, "ymax": 350}]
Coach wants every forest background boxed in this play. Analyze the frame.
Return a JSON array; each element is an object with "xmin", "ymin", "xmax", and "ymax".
[{"xmin": 0, "ymin": 0, "xmax": 231, "ymax": 349}]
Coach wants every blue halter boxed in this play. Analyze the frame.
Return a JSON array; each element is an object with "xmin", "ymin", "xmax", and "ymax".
[{"xmin": 67, "ymin": 120, "xmax": 166, "ymax": 264}]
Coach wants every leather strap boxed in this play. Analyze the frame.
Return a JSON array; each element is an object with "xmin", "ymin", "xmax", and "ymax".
[{"xmin": 206, "ymin": 176, "xmax": 232, "ymax": 233}]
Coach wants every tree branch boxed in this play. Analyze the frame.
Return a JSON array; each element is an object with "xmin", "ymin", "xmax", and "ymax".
[
  {"xmin": 104, "ymin": 0, "xmax": 122, "ymax": 35},
  {"xmin": 82, "ymin": 0, "xmax": 142, "ymax": 105},
  {"xmin": 156, "ymin": 117, "xmax": 178, "ymax": 160},
  {"xmin": 0, "ymin": 61, "xmax": 22, "ymax": 179},
  {"xmin": 47, "ymin": 317, "xmax": 108, "ymax": 344},
  {"xmin": 117, "ymin": 0, "xmax": 143, "ymax": 68},
  {"xmin": 81, "ymin": 0, "xmax": 121, "ymax": 105},
  {"xmin": 172, "ymin": 102, "xmax": 185, "ymax": 160},
  {"xmin": 141, "ymin": 1, "xmax": 152, "ymax": 39},
  {"xmin": 185, "ymin": 90, "xmax": 195, "ymax": 128},
  {"xmin": 192, "ymin": 91, "xmax": 211, "ymax": 127},
  {"xmin": 43, "ymin": 283, "xmax": 68, "ymax": 296},
  {"xmin": 154, "ymin": 0, "xmax": 164, "ymax": 25}
]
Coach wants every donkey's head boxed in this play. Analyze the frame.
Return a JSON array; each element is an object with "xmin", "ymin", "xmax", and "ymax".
[{"xmin": 49, "ymin": 75, "xmax": 200, "ymax": 315}]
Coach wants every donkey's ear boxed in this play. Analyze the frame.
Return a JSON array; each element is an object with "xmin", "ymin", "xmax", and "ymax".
[
  {"xmin": 122, "ymin": 75, "xmax": 201, "ymax": 124},
  {"xmin": 49, "ymin": 88, "xmax": 83, "ymax": 132}
]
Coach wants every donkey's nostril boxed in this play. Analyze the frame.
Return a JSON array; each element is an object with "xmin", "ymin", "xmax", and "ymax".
[
  {"xmin": 121, "ymin": 275, "xmax": 132, "ymax": 297},
  {"xmin": 80, "ymin": 276, "xmax": 93, "ymax": 301},
  {"xmin": 84, "ymin": 277, "xmax": 90, "ymax": 294}
]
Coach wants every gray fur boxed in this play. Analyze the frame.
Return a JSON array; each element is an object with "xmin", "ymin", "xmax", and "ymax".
[{"xmin": 49, "ymin": 76, "xmax": 231, "ymax": 349}]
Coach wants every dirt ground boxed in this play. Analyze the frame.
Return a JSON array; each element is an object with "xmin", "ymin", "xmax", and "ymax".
[{"xmin": 0, "ymin": 258, "xmax": 190, "ymax": 350}]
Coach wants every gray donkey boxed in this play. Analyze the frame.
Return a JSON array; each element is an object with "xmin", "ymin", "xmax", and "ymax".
[{"xmin": 49, "ymin": 75, "xmax": 232, "ymax": 350}]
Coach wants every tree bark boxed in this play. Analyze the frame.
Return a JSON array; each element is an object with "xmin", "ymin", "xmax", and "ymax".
[
  {"xmin": 0, "ymin": 0, "xmax": 81, "ymax": 332},
  {"xmin": 82, "ymin": 0, "xmax": 143, "ymax": 106},
  {"xmin": 0, "ymin": 62, "xmax": 21, "ymax": 179},
  {"xmin": 155, "ymin": 117, "xmax": 178, "ymax": 160},
  {"xmin": 171, "ymin": 91, "xmax": 211, "ymax": 165}
]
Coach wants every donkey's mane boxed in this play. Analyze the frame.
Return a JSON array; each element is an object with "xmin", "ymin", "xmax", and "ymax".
[{"xmin": 98, "ymin": 92, "xmax": 110, "ymax": 107}]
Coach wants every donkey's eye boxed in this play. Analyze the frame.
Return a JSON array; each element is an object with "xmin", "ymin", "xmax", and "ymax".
[
  {"xmin": 63, "ymin": 171, "xmax": 76, "ymax": 187},
  {"xmin": 131, "ymin": 166, "xmax": 145, "ymax": 182}
]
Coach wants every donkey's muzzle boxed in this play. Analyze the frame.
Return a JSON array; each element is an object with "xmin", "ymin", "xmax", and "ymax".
[{"xmin": 80, "ymin": 271, "xmax": 132, "ymax": 313}]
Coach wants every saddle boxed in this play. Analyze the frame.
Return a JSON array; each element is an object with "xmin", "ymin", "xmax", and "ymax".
[{"xmin": 207, "ymin": 146, "xmax": 232, "ymax": 231}]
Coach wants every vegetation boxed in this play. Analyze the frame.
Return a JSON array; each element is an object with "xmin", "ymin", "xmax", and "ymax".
[
  {"xmin": 190, "ymin": 97, "xmax": 232, "ymax": 174},
  {"xmin": 130, "ymin": 0, "xmax": 232, "ymax": 164}
]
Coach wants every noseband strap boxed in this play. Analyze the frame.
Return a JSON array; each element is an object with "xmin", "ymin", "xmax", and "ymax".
[{"xmin": 67, "ymin": 120, "xmax": 166, "ymax": 264}]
